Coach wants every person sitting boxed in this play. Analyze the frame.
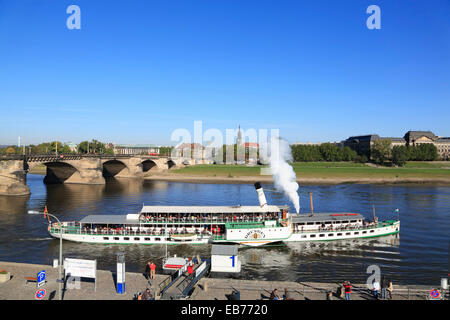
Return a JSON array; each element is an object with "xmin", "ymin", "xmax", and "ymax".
[
  {"xmin": 142, "ymin": 288, "xmax": 153, "ymax": 300},
  {"xmin": 269, "ymin": 289, "xmax": 281, "ymax": 300}
]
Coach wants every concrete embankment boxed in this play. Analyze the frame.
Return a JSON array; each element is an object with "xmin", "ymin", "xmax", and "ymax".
[{"xmin": 0, "ymin": 261, "xmax": 439, "ymax": 300}]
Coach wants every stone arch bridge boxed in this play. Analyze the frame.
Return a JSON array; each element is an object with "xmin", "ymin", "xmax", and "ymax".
[{"xmin": 0, "ymin": 154, "xmax": 183, "ymax": 196}]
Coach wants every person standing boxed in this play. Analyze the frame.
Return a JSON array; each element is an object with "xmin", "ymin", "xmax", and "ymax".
[
  {"xmin": 343, "ymin": 281, "xmax": 352, "ymax": 300},
  {"xmin": 387, "ymin": 279, "xmax": 393, "ymax": 300},
  {"xmin": 150, "ymin": 261, "xmax": 156, "ymax": 280},
  {"xmin": 372, "ymin": 279, "xmax": 380, "ymax": 299},
  {"xmin": 144, "ymin": 261, "xmax": 151, "ymax": 280},
  {"xmin": 381, "ymin": 276, "xmax": 388, "ymax": 299}
]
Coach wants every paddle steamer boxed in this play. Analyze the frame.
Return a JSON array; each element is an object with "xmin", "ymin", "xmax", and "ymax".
[{"xmin": 48, "ymin": 183, "xmax": 399, "ymax": 247}]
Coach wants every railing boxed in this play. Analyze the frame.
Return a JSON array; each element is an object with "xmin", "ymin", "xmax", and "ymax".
[
  {"xmin": 292, "ymin": 220, "xmax": 398, "ymax": 234},
  {"xmin": 139, "ymin": 217, "xmax": 279, "ymax": 224},
  {"xmin": 0, "ymin": 154, "xmax": 170, "ymax": 161},
  {"xmin": 49, "ymin": 226, "xmax": 214, "ymax": 238}
]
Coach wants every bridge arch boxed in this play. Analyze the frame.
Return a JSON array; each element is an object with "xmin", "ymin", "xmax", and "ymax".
[
  {"xmin": 142, "ymin": 159, "xmax": 158, "ymax": 172},
  {"xmin": 102, "ymin": 159, "xmax": 130, "ymax": 178},
  {"xmin": 167, "ymin": 159, "xmax": 177, "ymax": 169},
  {"xmin": 42, "ymin": 162, "xmax": 79, "ymax": 184}
]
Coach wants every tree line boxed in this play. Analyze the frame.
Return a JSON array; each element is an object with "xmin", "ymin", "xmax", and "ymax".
[
  {"xmin": 373, "ymin": 139, "xmax": 438, "ymax": 166},
  {"xmin": 291, "ymin": 143, "xmax": 362, "ymax": 162}
]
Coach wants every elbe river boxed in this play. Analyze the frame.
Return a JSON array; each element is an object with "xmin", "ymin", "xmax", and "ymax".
[{"xmin": 0, "ymin": 174, "xmax": 449, "ymax": 285}]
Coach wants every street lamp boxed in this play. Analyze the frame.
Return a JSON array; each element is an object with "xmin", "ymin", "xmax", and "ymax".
[{"xmin": 28, "ymin": 209, "xmax": 63, "ymax": 300}]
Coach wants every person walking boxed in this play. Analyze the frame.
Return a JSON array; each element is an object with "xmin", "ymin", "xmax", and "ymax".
[
  {"xmin": 144, "ymin": 261, "xmax": 151, "ymax": 280},
  {"xmin": 343, "ymin": 281, "xmax": 352, "ymax": 300}
]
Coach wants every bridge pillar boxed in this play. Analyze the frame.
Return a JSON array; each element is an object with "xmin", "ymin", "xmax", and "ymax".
[
  {"xmin": 63, "ymin": 158, "xmax": 105, "ymax": 185},
  {"xmin": 114, "ymin": 158, "xmax": 144, "ymax": 178},
  {"xmin": 0, "ymin": 160, "xmax": 30, "ymax": 196}
]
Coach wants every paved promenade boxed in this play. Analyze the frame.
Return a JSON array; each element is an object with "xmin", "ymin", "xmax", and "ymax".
[{"xmin": 0, "ymin": 261, "xmax": 443, "ymax": 300}]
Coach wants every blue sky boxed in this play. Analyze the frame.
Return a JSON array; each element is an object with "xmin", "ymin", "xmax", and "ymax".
[{"xmin": 0, "ymin": 0, "xmax": 449, "ymax": 146}]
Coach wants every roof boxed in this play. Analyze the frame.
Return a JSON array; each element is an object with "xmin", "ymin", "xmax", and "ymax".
[
  {"xmin": 404, "ymin": 131, "xmax": 437, "ymax": 141},
  {"xmin": 346, "ymin": 135, "xmax": 380, "ymax": 142},
  {"xmin": 140, "ymin": 205, "xmax": 284, "ymax": 214},
  {"xmin": 211, "ymin": 245, "xmax": 238, "ymax": 255},
  {"xmin": 290, "ymin": 213, "xmax": 364, "ymax": 223},
  {"xmin": 79, "ymin": 215, "xmax": 139, "ymax": 225}
]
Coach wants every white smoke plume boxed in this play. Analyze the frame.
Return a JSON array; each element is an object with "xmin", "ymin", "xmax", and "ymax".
[{"xmin": 266, "ymin": 136, "xmax": 300, "ymax": 213}]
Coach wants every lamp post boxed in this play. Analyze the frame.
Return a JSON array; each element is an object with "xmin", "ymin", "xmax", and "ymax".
[{"xmin": 28, "ymin": 209, "xmax": 63, "ymax": 300}]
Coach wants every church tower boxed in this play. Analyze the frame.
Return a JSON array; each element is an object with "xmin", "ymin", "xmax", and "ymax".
[{"xmin": 236, "ymin": 125, "xmax": 243, "ymax": 145}]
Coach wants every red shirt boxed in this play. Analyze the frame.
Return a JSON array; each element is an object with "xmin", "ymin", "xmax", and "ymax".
[
  {"xmin": 187, "ymin": 265, "xmax": 193, "ymax": 275},
  {"xmin": 150, "ymin": 263, "xmax": 156, "ymax": 270}
]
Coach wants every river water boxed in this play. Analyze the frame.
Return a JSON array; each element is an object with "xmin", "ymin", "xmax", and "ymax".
[{"xmin": 0, "ymin": 174, "xmax": 449, "ymax": 285}]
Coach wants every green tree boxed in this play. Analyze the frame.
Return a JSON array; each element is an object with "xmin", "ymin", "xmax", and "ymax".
[
  {"xmin": 371, "ymin": 138, "xmax": 392, "ymax": 164},
  {"xmin": 392, "ymin": 145, "xmax": 409, "ymax": 166},
  {"xmin": 78, "ymin": 140, "xmax": 107, "ymax": 154}
]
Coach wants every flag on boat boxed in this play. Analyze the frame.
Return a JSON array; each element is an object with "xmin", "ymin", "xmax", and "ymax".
[{"xmin": 44, "ymin": 206, "xmax": 48, "ymax": 218}]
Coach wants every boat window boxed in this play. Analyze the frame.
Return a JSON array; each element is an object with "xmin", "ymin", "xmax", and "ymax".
[
  {"xmin": 310, "ymin": 234, "xmax": 316, "ymax": 238},
  {"xmin": 337, "ymin": 233, "xmax": 342, "ymax": 236},
  {"xmin": 103, "ymin": 237, "xmax": 109, "ymax": 240},
  {"xmin": 370, "ymin": 230, "xmax": 374, "ymax": 233},
  {"xmin": 362, "ymin": 231, "xmax": 367, "ymax": 234},
  {"xmin": 315, "ymin": 222, "xmax": 321, "ymax": 225},
  {"xmin": 328, "ymin": 233, "xmax": 334, "ymax": 237},
  {"xmin": 301, "ymin": 235, "xmax": 307, "ymax": 238},
  {"xmin": 350, "ymin": 220, "xmax": 357, "ymax": 223},
  {"xmin": 155, "ymin": 237, "xmax": 161, "ymax": 241},
  {"xmin": 134, "ymin": 237, "xmax": 140, "ymax": 241},
  {"xmin": 325, "ymin": 221, "xmax": 331, "ymax": 224},
  {"xmin": 319, "ymin": 234, "xmax": 325, "ymax": 237},
  {"xmin": 345, "ymin": 232, "xmax": 351, "ymax": 236},
  {"xmin": 124, "ymin": 237, "xmax": 129, "ymax": 240},
  {"xmin": 307, "ymin": 222, "xmax": 314, "ymax": 225},
  {"xmin": 114, "ymin": 237, "xmax": 119, "ymax": 240},
  {"xmin": 144, "ymin": 238, "xmax": 151, "ymax": 241},
  {"xmin": 298, "ymin": 223, "xmax": 305, "ymax": 225},
  {"xmin": 354, "ymin": 232, "xmax": 359, "ymax": 235}
]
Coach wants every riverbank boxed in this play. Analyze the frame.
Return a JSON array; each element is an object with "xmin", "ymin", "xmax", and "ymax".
[
  {"xmin": 147, "ymin": 161, "xmax": 450, "ymax": 184},
  {"xmin": 0, "ymin": 261, "xmax": 437, "ymax": 300},
  {"xmin": 28, "ymin": 162, "xmax": 450, "ymax": 185}
]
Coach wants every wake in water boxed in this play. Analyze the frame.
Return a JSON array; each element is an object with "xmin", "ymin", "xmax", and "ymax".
[
  {"xmin": 265, "ymin": 136, "xmax": 300, "ymax": 213},
  {"xmin": 18, "ymin": 237, "xmax": 54, "ymax": 241}
]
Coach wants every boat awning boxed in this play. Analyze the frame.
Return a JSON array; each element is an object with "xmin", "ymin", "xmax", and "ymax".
[
  {"xmin": 140, "ymin": 205, "xmax": 286, "ymax": 214},
  {"xmin": 79, "ymin": 215, "xmax": 140, "ymax": 225},
  {"xmin": 290, "ymin": 213, "xmax": 364, "ymax": 223}
]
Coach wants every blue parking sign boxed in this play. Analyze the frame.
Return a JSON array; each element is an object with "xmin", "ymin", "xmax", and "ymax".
[{"xmin": 37, "ymin": 270, "xmax": 46, "ymax": 287}]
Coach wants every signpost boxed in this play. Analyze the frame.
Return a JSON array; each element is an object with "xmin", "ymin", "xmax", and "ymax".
[
  {"xmin": 37, "ymin": 270, "xmax": 46, "ymax": 287},
  {"xmin": 64, "ymin": 258, "xmax": 97, "ymax": 291},
  {"xmin": 35, "ymin": 289, "xmax": 46, "ymax": 300},
  {"xmin": 429, "ymin": 288, "xmax": 441, "ymax": 300}
]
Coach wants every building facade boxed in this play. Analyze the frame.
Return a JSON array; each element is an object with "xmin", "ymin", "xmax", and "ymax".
[
  {"xmin": 344, "ymin": 131, "xmax": 450, "ymax": 160},
  {"xmin": 113, "ymin": 144, "xmax": 160, "ymax": 155}
]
